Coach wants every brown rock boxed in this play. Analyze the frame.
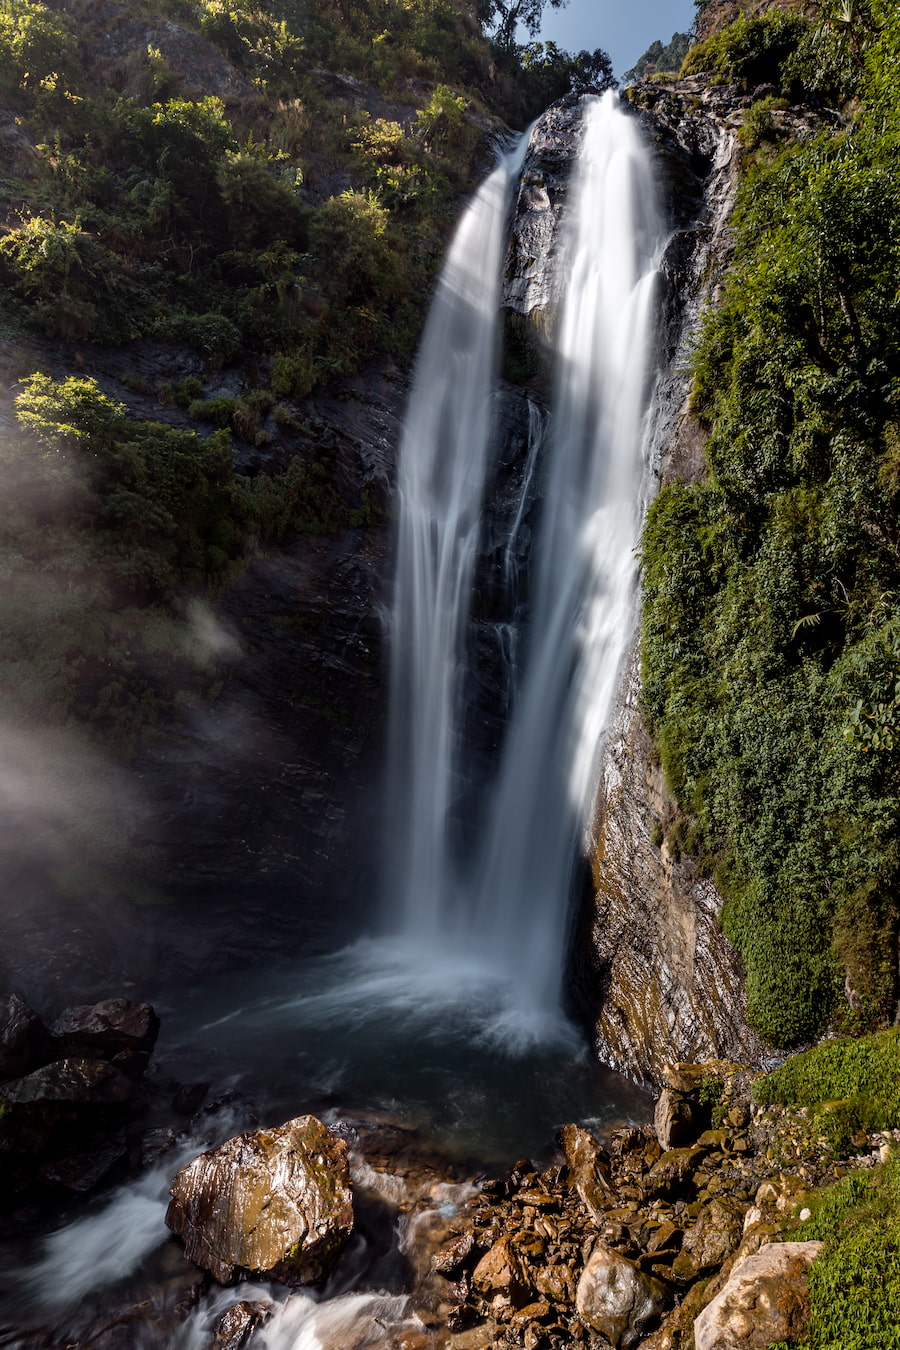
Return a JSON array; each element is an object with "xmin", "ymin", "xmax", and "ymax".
[
  {"xmin": 661, "ymin": 1064, "xmax": 707, "ymax": 1096},
  {"xmin": 558, "ymin": 1123, "xmax": 615, "ymax": 1221},
  {"xmin": 471, "ymin": 1235, "xmax": 528, "ymax": 1302},
  {"xmin": 533, "ymin": 1263, "xmax": 576, "ymax": 1303},
  {"xmin": 212, "ymin": 1300, "xmax": 271, "ymax": 1349},
  {"xmin": 166, "ymin": 1115, "xmax": 353, "ymax": 1286},
  {"xmin": 654, "ymin": 1089, "xmax": 700, "ymax": 1152},
  {"xmin": 671, "ymin": 1197, "xmax": 744, "ymax": 1281},
  {"xmin": 50, "ymin": 1000, "xmax": 160, "ymax": 1058},
  {"xmin": 576, "ymin": 1241, "xmax": 670, "ymax": 1349},
  {"xmin": 693, "ymin": 1241, "xmax": 823, "ymax": 1350},
  {"xmin": 647, "ymin": 1147, "xmax": 707, "ymax": 1199},
  {"xmin": 431, "ymin": 1231, "xmax": 474, "ymax": 1276}
]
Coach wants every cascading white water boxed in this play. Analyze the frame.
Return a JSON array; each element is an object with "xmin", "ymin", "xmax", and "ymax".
[
  {"xmin": 387, "ymin": 135, "xmax": 529, "ymax": 937},
  {"xmin": 387, "ymin": 91, "xmax": 664, "ymax": 1034}
]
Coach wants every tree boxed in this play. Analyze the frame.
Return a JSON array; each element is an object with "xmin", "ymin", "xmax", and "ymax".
[
  {"xmin": 478, "ymin": 0, "xmax": 567, "ymax": 52},
  {"xmin": 520, "ymin": 41, "xmax": 616, "ymax": 104}
]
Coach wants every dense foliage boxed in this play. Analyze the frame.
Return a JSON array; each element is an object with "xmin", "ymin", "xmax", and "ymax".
[
  {"xmin": 0, "ymin": 0, "xmax": 615, "ymax": 748},
  {"xmin": 623, "ymin": 32, "xmax": 690, "ymax": 83},
  {"xmin": 641, "ymin": 0, "xmax": 900, "ymax": 1047},
  {"xmin": 755, "ymin": 1029, "xmax": 900, "ymax": 1145}
]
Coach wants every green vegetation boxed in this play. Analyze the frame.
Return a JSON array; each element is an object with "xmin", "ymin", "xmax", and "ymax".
[
  {"xmin": 640, "ymin": 0, "xmax": 900, "ymax": 1047},
  {"xmin": 623, "ymin": 32, "xmax": 690, "ymax": 83},
  {"xmin": 768, "ymin": 1151, "xmax": 900, "ymax": 1349},
  {"xmin": 0, "ymin": 0, "xmax": 615, "ymax": 755},
  {"xmin": 755, "ymin": 1029, "xmax": 900, "ymax": 1146},
  {"xmin": 0, "ymin": 373, "xmax": 341, "ymax": 744}
]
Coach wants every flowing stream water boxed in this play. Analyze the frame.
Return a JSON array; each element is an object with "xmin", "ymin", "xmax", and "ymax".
[{"xmin": 4, "ymin": 92, "xmax": 665, "ymax": 1347}]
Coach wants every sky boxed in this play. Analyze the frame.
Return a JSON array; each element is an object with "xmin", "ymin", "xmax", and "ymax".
[{"xmin": 526, "ymin": 0, "xmax": 697, "ymax": 78}]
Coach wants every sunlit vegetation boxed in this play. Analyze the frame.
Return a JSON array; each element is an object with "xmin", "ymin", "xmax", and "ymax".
[
  {"xmin": 0, "ymin": 0, "xmax": 616, "ymax": 748},
  {"xmin": 641, "ymin": 0, "xmax": 900, "ymax": 1047}
]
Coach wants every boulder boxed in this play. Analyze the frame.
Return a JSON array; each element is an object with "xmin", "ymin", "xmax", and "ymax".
[
  {"xmin": 654, "ymin": 1088, "xmax": 699, "ymax": 1152},
  {"xmin": 166, "ymin": 1115, "xmax": 353, "ymax": 1286},
  {"xmin": 671, "ymin": 1196, "xmax": 745, "ymax": 1281},
  {"xmin": 50, "ymin": 1000, "xmax": 160, "ymax": 1058},
  {"xmin": 431, "ymin": 1231, "xmax": 474, "ymax": 1276},
  {"xmin": 0, "ymin": 993, "xmax": 47, "ymax": 1078},
  {"xmin": 212, "ymin": 1300, "xmax": 271, "ymax": 1349},
  {"xmin": 576, "ymin": 1241, "xmax": 670, "ymax": 1349},
  {"xmin": 471, "ymin": 1234, "xmax": 529, "ymax": 1304},
  {"xmin": 0, "ymin": 1057, "xmax": 136, "ymax": 1109},
  {"xmin": 694, "ymin": 1241, "xmax": 823, "ymax": 1350},
  {"xmin": 558, "ymin": 1122, "xmax": 615, "ymax": 1221},
  {"xmin": 647, "ymin": 1146, "xmax": 707, "ymax": 1199}
]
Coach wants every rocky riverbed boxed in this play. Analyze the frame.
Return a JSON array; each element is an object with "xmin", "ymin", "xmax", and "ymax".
[{"xmin": 0, "ymin": 986, "xmax": 882, "ymax": 1350}]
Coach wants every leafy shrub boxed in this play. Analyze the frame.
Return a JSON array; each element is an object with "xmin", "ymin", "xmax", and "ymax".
[
  {"xmin": 151, "ymin": 312, "xmax": 241, "ymax": 366},
  {"xmin": 0, "ymin": 0, "xmax": 78, "ymax": 102},
  {"xmin": 681, "ymin": 9, "xmax": 807, "ymax": 92}
]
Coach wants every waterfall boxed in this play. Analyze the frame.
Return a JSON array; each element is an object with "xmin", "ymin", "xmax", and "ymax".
[
  {"xmin": 386, "ymin": 136, "xmax": 529, "ymax": 938},
  {"xmin": 385, "ymin": 90, "xmax": 663, "ymax": 1042}
]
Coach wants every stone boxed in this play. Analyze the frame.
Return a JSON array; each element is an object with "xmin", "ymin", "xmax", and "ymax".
[
  {"xmin": 694, "ymin": 1241, "xmax": 824, "ymax": 1350},
  {"xmin": 431, "ymin": 1231, "xmax": 474, "ymax": 1276},
  {"xmin": 558, "ymin": 1123, "xmax": 615, "ymax": 1221},
  {"xmin": 39, "ymin": 1127, "xmax": 127, "ymax": 1192},
  {"xmin": 671, "ymin": 1197, "xmax": 744, "ymax": 1281},
  {"xmin": 166, "ymin": 1115, "xmax": 353, "ymax": 1286},
  {"xmin": 50, "ymin": 1000, "xmax": 160, "ymax": 1058},
  {"xmin": 471, "ymin": 1235, "xmax": 528, "ymax": 1303},
  {"xmin": 0, "ymin": 994, "xmax": 47, "ymax": 1078},
  {"xmin": 654, "ymin": 1089, "xmax": 699, "ymax": 1152},
  {"xmin": 212, "ymin": 1300, "xmax": 271, "ymax": 1349},
  {"xmin": 575, "ymin": 1241, "xmax": 670, "ymax": 1349},
  {"xmin": 533, "ymin": 1263, "xmax": 575, "ymax": 1303},
  {"xmin": 647, "ymin": 1147, "xmax": 707, "ymax": 1200},
  {"xmin": 0, "ymin": 1057, "xmax": 136, "ymax": 1109},
  {"xmin": 661, "ymin": 1064, "xmax": 707, "ymax": 1096}
]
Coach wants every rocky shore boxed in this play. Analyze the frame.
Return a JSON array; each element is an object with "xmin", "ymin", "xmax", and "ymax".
[{"xmin": 0, "ymin": 986, "xmax": 889, "ymax": 1350}]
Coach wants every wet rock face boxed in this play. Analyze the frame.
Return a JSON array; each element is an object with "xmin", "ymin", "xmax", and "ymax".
[
  {"xmin": 0, "ymin": 993, "xmax": 47, "ymax": 1077},
  {"xmin": 166, "ymin": 1115, "xmax": 354, "ymax": 1285},
  {"xmin": 584, "ymin": 656, "xmax": 767, "ymax": 1088},
  {"xmin": 694, "ymin": 1241, "xmax": 824, "ymax": 1350}
]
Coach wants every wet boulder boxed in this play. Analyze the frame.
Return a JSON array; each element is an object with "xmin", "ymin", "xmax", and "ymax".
[
  {"xmin": 166, "ymin": 1115, "xmax": 354, "ymax": 1286},
  {"xmin": 0, "ymin": 993, "xmax": 47, "ymax": 1078},
  {"xmin": 0, "ymin": 1056, "xmax": 136, "ymax": 1112},
  {"xmin": 0, "ymin": 1058, "xmax": 136, "ymax": 1198},
  {"xmin": 50, "ymin": 999, "xmax": 160, "ymax": 1059},
  {"xmin": 212, "ymin": 1300, "xmax": 271, "ymax": 1349},
  {"xmin": 471, "ymin": 1234, "xmax": 530, "ymax": 1307},
  {"xmin": 576, "ymin": 1241, "xmax": 670, "ymax": 1349},
  {"xmin": 694, "ymin": 1241, "xmax": 823, "ymax": 1350}
]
